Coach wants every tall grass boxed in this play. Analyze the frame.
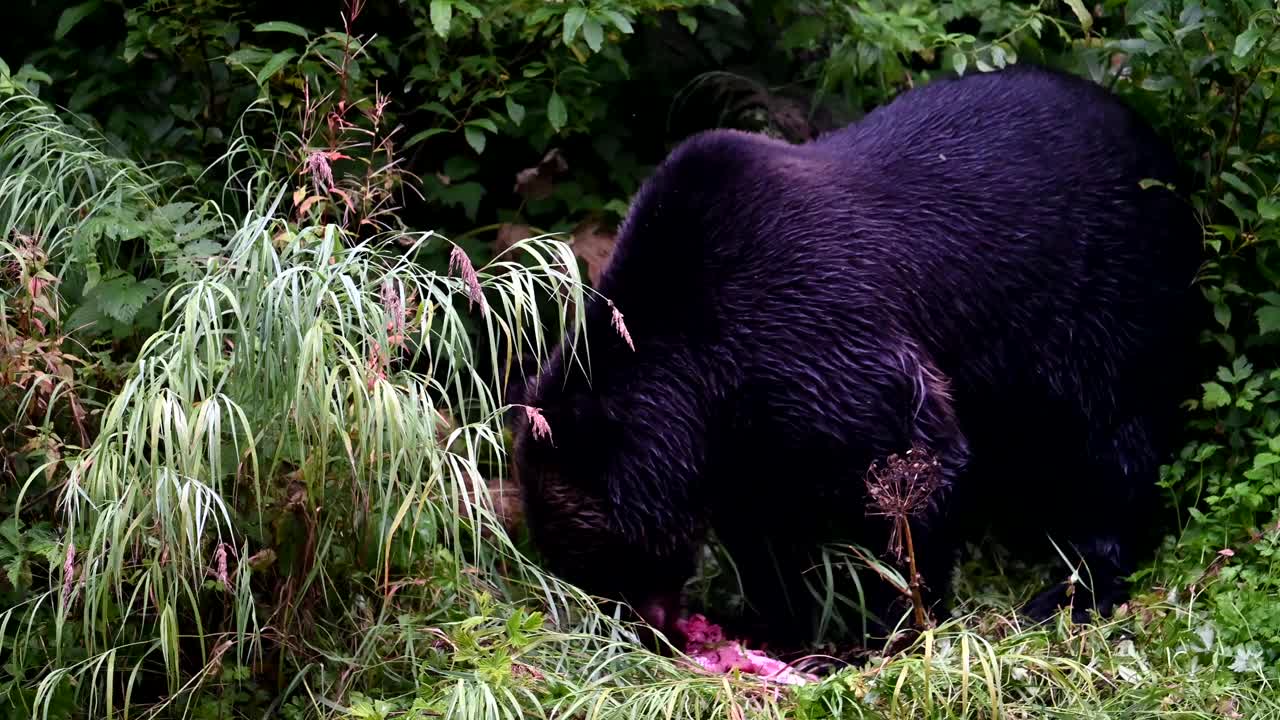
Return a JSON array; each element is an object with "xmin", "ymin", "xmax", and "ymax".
[{"xmin": 3, "ymin": 69, "xmax": 1279, "ymax": 720}]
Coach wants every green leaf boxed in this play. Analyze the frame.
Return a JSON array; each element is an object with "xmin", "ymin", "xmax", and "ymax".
[
  {"xmin": 404, "ymin": 127, "xmax": 450, "ymax": 149},
  {"xmin": 582, "ymin": 18, "xmax": 604, "ymax": 52},
  {"xmin": 430, "ymin": 0, "xmax": 453, "ymax": 38},
  {"xmin": 1214, "ymin": 301, "xmax": 1231, "ymax": 330},
  {"xmin": 253, "ymin": 21, "xmax": 311, "ymax": 39},
  {"xmin": 464, "ymin": 126, "xmax": 487, "ymax": 154},
  {"xmin": 1220, "ymin": 172, "xmax": 1254, "ymax": 198},
  {"xmin": 781, "ymin": 16, "xmax": 826, "ymax": 49},
  {"xmin": 1234, "ymin": 26, "xmax": 1263, "ymax": 58},
  {"xmin": 257, "ymin": 50, "xmax": 297, "ymax": 86},
  {"xmin": 1202, "ymin": 382, "xmax": 1230, "ymax": 410},
  {"xmin": 563, "ymin": 7, "xmax": 587, "ymax": 44},
  {"xmin": 952, "ymin": 53, "xmax": 968, "ymax": 76},
  {"xmin": 1064, "ymin": 0, "xmax": 1092, "ymax": 33},
  {"xmin": 547, "ymin": 92, "xmax": 567, "ymax": 132},
  {"xmin": 602, "ymin": 10, "xmax": 634, "ymax": 34},
  {"xmin": 505, "ymin": 96, "xmax": 526, "ymax": 126},
  {"xmin": 226, "ymin": 47, "xmax": 273, "ymax": 69},
  {"xmin": 96, "ymin": 277, "xmax": 163, "ymax": 325},
  {"xmin": 455, "ymin": 0, "xmax": 483, "ymax": 19},
  {"xmin": 1258, "ymin": 197, "xmax": 1280, "ymax": 221},
  {"xmin": 1258, "ymin": 306, "xmax": 1280, "ymax": 335},
  {"xmin": 56, "ymin": 1, "xmax": 101, "ymax": 40},
  {"xmin": 1253, "ymin": 453, "xmax": 1280, "ymax": 471}
]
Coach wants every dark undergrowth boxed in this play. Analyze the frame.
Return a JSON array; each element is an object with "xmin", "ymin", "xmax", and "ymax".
[{"xmin": 2, "ymin": 1, "xmax": 1280, "ymax": 717}]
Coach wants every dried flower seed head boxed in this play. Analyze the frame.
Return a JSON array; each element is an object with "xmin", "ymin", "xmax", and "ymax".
[
  {"xmin": 865, "ymin": 446, "xmax": 944, "ymax": 560},
  {"xmin": 448, "ymin": 245, "xmax": 487, "ymax": 314}
]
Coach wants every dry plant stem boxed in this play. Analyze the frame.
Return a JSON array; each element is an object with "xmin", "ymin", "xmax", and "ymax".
[{"xmin": 899, "ymin": 516, "xmax": 929, "ymax": 629}]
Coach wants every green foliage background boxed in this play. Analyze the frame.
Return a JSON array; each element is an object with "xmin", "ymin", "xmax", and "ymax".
[{"xmin": 2, "ymin": 0, "xmax": 1280, "ymax": 718}]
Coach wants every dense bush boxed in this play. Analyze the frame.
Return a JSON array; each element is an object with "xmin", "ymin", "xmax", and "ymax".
[{"xmin": 2, "ymin": 0, "xmax": 1280, "ymax": 718}]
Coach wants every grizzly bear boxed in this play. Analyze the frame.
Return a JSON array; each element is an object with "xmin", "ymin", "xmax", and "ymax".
[{"xmin": 512, "ymin": 64, "xmax": 1201, "ymax": 649}]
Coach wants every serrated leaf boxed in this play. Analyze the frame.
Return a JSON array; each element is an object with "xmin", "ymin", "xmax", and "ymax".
[
  {"xmin": 0, "ymin": 518, "xmax": 21, "ymax": 548},
  {"xmin": 430, "ymin": 0, "xmax": 453, "ymax": 38},
  {"xmin": 56, "ymin": 1, "xmax": 101, "ymax": 40},
  {"xmin": 253, "ymin": 21, "xmax": 310, "ymax": 39},
  {"xmin": 1202, "ymin": 381, "xmax": 1230, "ymax": 410},
  {"xmin": 96, "ymin": 277, "xmax": 164, "ymax": 325},
  {"xmin": 464, "ymin": 126, "xmax": 487, "ymax": 154},
  {"xmin": 505, "ymin": 96, "xmax": 526, "ymax": 125},
  {"xmin": 1258, "ymin": 306, "xmax": 1280, "ymax": 335},
  {"xmin": 4, "ymin": 555, "xmax": 25, "ymax": 589},
  {"xmin": 1234, "ymin": 26, "xmax": 1263, "ymax": 58},
  {"xmin": 1064, "ymin": 0, "xmax": 1092, "ymax": 32},
  {"xmin": 563, "ymin": 7, "xmax": 587, "ymax": 44},
  {"xmin": 583, "ymin": 19, "xmax": 604, "ymax": 52},
  {"xmin": 547, "ymin": 92, "xmax": 567, "ymax": 131}
]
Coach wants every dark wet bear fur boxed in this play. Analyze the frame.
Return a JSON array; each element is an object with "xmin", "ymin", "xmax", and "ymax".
[{"xmin": 512, "ymin": 64, "xmax": 1202, "ymax": 649}]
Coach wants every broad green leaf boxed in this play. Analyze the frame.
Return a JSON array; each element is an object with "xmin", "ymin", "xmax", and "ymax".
[
  {"xmin": 1234, "ymin": 26, "xmax": 1263, "ymax": 58},
  {"xmin": 1258, "ymin": 197, "xmax": 1280, "ymax": 221},
  {"xmin": 226, "ymin": 47, "xmax": 273, "ymax": 69},
  {"xmin": 1064, "ymin": 0, "xmax": 1092, "ymax": 33},
  {"xmin": 603, "ymin": 10, "xmax": 634, "ymax": 34},
  {"xmin": 253, "ymin": 21, "xmax": 310, "ymax": 39},
  {"xmin": 1221, "ymin": 172, "xmax": 1254, "ymax": 198},
  {"xmin": 404, "ymin": 127, "xmax": 450, "ymax": 149},
  {"xmin": 583, "ymin": 19, "xmax": 604, "ymax": 52},
  {"xmin": 1257, "ymin": 306, "xmax": 1280, "ymax": 335},
  {"xmin": 464, "ymin": 126, "xmax": 487, "ymax": 154},
  {"xmin": 952, "ymin": 53, "xmax": 968, "ymax": 76},
  {"xmin": 430, "ymin": 0, "xmax": 453, "ymax": 38},
  {"xmin": 548, "ymin": 92, "xmax": 567, "ymax": 131},
  {"xmin": 1252, "ymin": 453, "xmax": 1280, "ymax": 471},
  {"xmin": 563, "ymin": 7, "xmax": 587, "ymax": 44},
  {"xmin": 468, "ymin": 118, "xmax": 498, "ymax": 133},
  {"xmin": 1214, "ymin": 301, "xmax": 1231, "ymax": 329},
  {"xmin": 56, "ymin": 1, "xmax": 102, "ymax": 40},
  {"xmin": 257, "ymin": 50, "xmax": 297, "ymax": 86},
  {"xmin": 505, "ymin": 97, "xmax": 526, "ymax": 125},
  {"xmin": 455, "ymin": 0, "xmax": 483, "ymax": 19}
]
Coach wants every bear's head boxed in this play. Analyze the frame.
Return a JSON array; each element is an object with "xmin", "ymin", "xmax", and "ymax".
[{"xmin": 511, "ymin": 360, "xmax": 697, "ymax": 647}]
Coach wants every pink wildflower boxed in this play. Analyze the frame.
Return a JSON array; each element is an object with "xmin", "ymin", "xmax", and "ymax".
[
  {"xmin": 523, "ymin": 406, "xmax": 552, "ymax": 443},
  {"xmin": 62, "ymin": 542, "xmax": 75, "ymax": 602},
  {"xmin": 448, "ymin": 245, "xmax": 487, "ymax": 313},
  {"xmin": 609, "ymin": 301, "xmax": 634, "ymax": 351},
  {"xmin": 213, "ymin": 543, "xmax": 230, "ymax": 589}
]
